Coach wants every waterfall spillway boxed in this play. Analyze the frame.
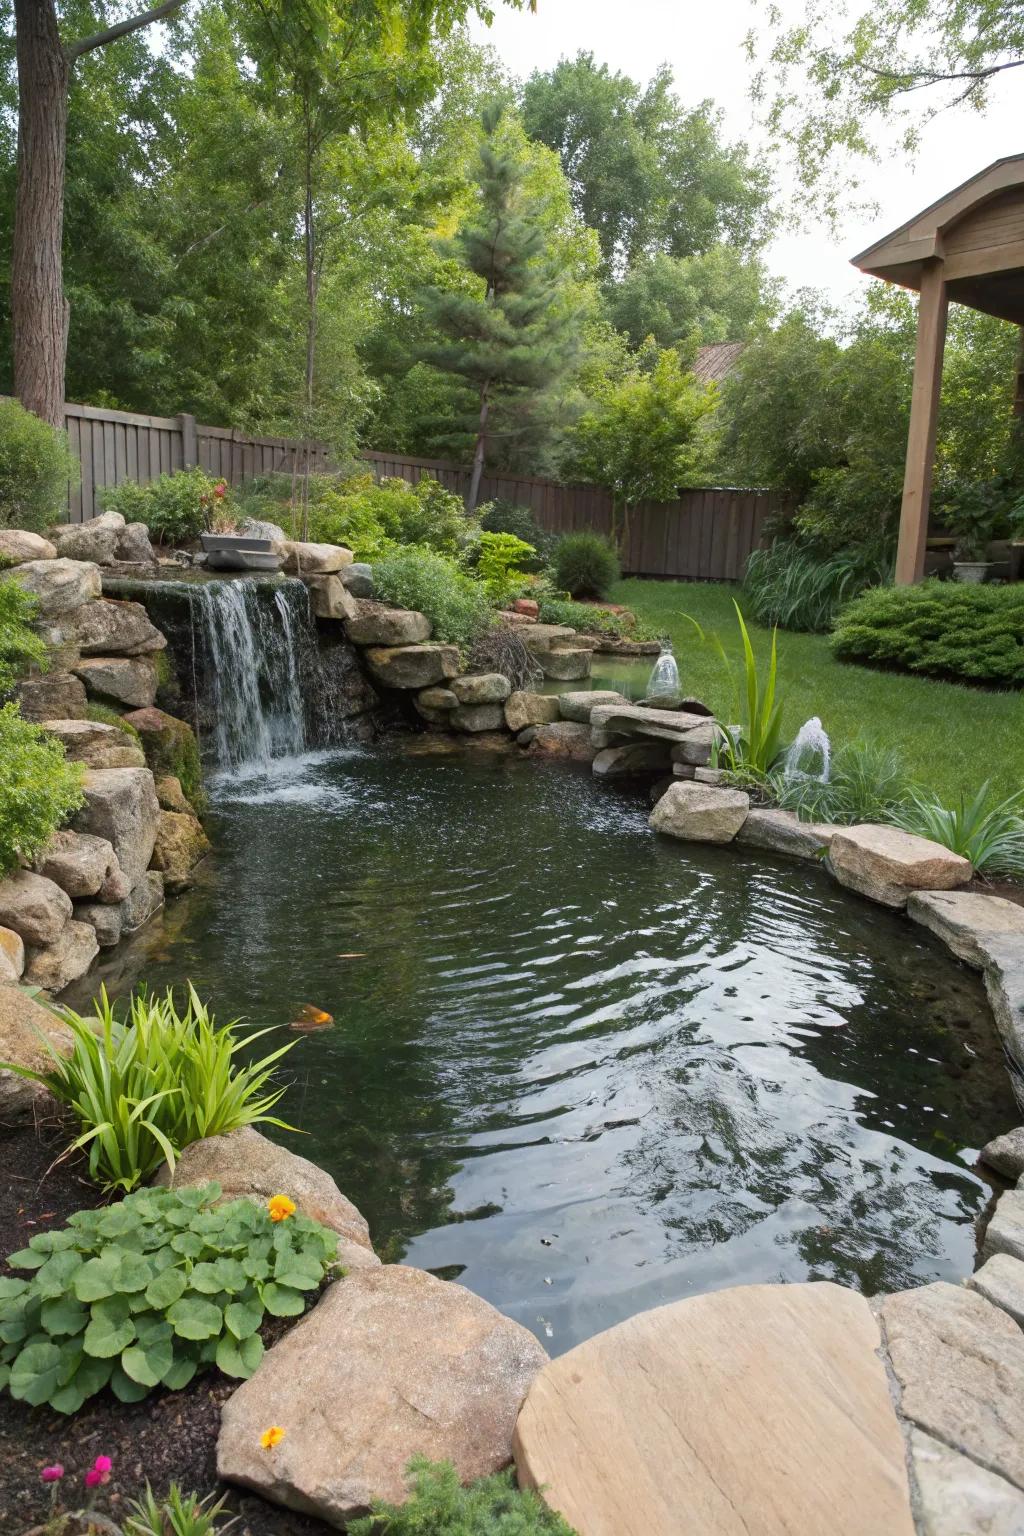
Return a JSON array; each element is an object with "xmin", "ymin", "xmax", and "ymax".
[{"xmin": 186, "ymin": 578, "xmax": 321, "ymax": 774}]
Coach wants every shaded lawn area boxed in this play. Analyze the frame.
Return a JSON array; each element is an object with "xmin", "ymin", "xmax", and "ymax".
[{"xmin": 612, "ymin": 578, "xmax": 1024, "ymax": 806}]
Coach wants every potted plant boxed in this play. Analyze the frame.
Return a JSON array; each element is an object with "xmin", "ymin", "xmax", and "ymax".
[
  {"xmin": 199, "ymin": 480, "xmax": 284, "ymax": 571},
  {"xmin": 944, "ymin": 480, "xmax": 1002, "ymax": 583}
]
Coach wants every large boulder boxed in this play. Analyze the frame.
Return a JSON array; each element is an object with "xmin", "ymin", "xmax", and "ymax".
[
  {"xmin": 35, "ymin": 829, "xmax": 121, "ymax": 900},
  {"xmin": 119, "ymin": 870, "xmax": 164, "ymax": 933},
  {"xmin": 980, "ymin": 1126, "xmax": 1024, "ymax": 1181},
  {"xmin": 74, "ymin": 767, "xmax": 160, "ymax": 886},
  {"xmin": 149, "ymin": 809, "xmax": 211, "ymax": 893},
  {"xmin": 340, "ymin": 562, "xmax": 373, "ymax": 599},
  {"xmin": 513, "ymin": 1282, "xmax": 914, "ymax": 1536},
  {"xmin": 364, "ymin": 644, "xmax": 459, "ymax": 690},
  {"xmin": 68, "ymin": 598, "xmax": 166, "ymax": 657},
  {"xmin": 25, "ymin": 919, "xmax": 99, "ymax": 993},
  {"xmin": 40, "ymin": 718, "xmax": 145, "ymax": 770},
  {"xmin": 520, "ymin": 624, "xmax": 576, "ymax": 654},
  {"xmin": 0, "ymin": 870, "xmax": 72, "ymax": 947},
  {"xmin": 527, "ymin": 722, "xmax": 595, "ymax": 763},
  {"xmin": 537, "ymin": 647, "xmax": 592, "ymax": 681},
  {"xmin": 304, "ymin": 574, "xmax": 357, "ymax": 622},
  {"xmin": 10, "ymin": 557, "xmax": 101, "ymax": 618},
  {"xmin": 906, "ymin": 1427, "xmax": 1024, "ymax": 1536},
  {"xmin": 0, "ymin": 986, "xmax": 74, "ymax": 1122},
  {"xmin": 280, "ymin": 541, "xmax": 353, "ymax": 575},
  {"xmin": 983, "ymin": 1189, "xmax": 1024, "ymax": 1264},
  {"xmin": 74, "ymin": 900, "xmax": 123, "ymax": 949},
  {"xmin": 16, "ymin": 673, "xmax": 88, "ymax": 722},
  {"xmin": 451, "ymin": 703, "xmax": 505, "ymax": 733},
  {"xmin": 154, "ymin": 775, "xmax": 193, "ymax": 815},
  {"xmin": 121, "ymin": 707, "xmax": 201, "ymax": 808},
  {"xmin": 0, "ymin": 529, "xmax": 56, "ymax": 563},
  {"xmin": 73, "ymin": 656, "xmax": 158, "ymax": 709},
  {"xmin": 346, "ymin": 605, "xmax": 431, "ymax": 647},
  {"xmin": 650, "ymin": 782, "xmax": 749, "ymax": 844},
  {"xmin": 115, "ymin": 523, "xmax": 156, "ymax": 564},
  {"xmin": 153, "ymin": 1126, "xmax": 374, "ymax": 1256},
  {"xmin": 829, "ymin": 825, "xmax": 972, "ymax": 909},
  {"xmin": 735, "ymin": 808, "xmax": 837, "ymax": 861},
  {"xmin": 557, "ymin": 690, "xmax": 628, "ymax": 724},
  {"xmin": 450, "ymin": 673, "xmax": 511, "ymax": 706},
  {"xmin": 968, "ymin": 1253, "xmax": 1024, "ymax": 1332},
  {"xmin": 670, "ymin": 723, "xmax": 727, "ymax": 767},
  {"xmin": 49, "ymin": 515, "xmax": 121, "ymax": 565},
  {"xmin": 880, "ymin": 1282, "xmax": 1024, "ymax": 1493},
  {"xmin": 217, "ymin": 1266, "xmax": 548, "ymax": 1527},
  {"xmin": 417, "ymin": 687, "xmax": 458, "ymax": 712},
  {"xmin": 0, "ymin": 926, "xmax": 25, "ymax": 983},
  {"xmin": 504, "ymin": 691, "xmax": 560, "ymax": 732}
]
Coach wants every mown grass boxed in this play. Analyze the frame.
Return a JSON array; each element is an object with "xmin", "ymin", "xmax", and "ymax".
[{"xmin": 612, "ymin": 578, "xmax": 1024, "ymax": 805}]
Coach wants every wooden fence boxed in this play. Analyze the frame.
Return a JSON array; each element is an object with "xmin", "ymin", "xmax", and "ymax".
[{"xmin": 55, "ymin": 402, "xmax": 787, "ymax": 580}]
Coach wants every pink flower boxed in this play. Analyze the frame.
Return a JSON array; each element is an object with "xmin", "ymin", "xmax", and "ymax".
[
  {"xmin": 85, "ymin": 1454, "xmax": 112, "ymax": 1488},
  {"xmin": 93, "ymin": 1456, "xmax": 112, "ymax": 1475},
  {"xmin": 40, "ymin": 1465, "xmax": 64, "ymax": 1483}
]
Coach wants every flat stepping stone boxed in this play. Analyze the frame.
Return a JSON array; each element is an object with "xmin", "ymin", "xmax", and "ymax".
[
  {"xmin": 590, "ymin": 703, "xmax": 713, "ymax": 743},
  {"xmin": 829, "ymin": 825, "xmax": 972, "ymax": 908},
  {"xmin": 513, "ymin": 1281, "xmax": 914, "ymax": 1536},
  {"xmin": 969, "ymin": 1252, "xmax": 1024, "ymax": 1330},
  {"xmin": 907, "ymin": 1427, "xmax": 1024, "ymax": 1536},
  {"xmin": 735, "ymin": 808, "xmax": 837, "ymax": 860},
  {"xmin": 907, "ymin": 890, "xmax": 1024, "ymax": 967},
  {"xmin": 218, "ymin": 1265, "xmax": 548, "ymax": 1526}
]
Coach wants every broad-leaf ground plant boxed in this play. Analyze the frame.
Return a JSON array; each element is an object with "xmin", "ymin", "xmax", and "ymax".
[
  {"xmin": 0, "ymin": 1182, "xmax": 337, "ymax": 1414},
  {"xmin": 4, "ymin": 986, "xmax": 296, "ymax": 1192}
]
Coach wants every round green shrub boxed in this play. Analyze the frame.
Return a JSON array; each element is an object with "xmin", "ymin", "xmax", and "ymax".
[
  {"xmin": 552, "ymin": 531, "xmax": 620, "ymax": 599},
  {"xmin": 101, "ymin": 467, "xmax": 225, "ymax": 545},
  {"xmin": 0, "ymin": 399, "xmax": 78, "ymax": 533},
  {"xmin": 0, "ymin": 703, "xmax": 84, "ymax": 873},
  {"xmin": 480, "ymin": 499, "xmax": 553, "ymax": 565},
  {"xmin": 372, "ymin": 546, "xmax": 492, "ymax": 649},
  {"xmin": 832, "ymin": 580, "xmax": 1024, "ymax": 687}
]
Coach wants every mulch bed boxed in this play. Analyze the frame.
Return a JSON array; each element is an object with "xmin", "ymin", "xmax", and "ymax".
[{"xmin": 0, "ymin": 1117, "xmax": 334, "ymax": 1536}]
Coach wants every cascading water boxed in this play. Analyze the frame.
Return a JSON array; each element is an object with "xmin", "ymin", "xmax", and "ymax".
[{"xmin": 782, "ymin": 716, "xmax": 831, "ymax": 783}]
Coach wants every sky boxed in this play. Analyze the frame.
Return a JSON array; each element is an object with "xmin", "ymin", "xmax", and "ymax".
[{"xmin": 469, "ymin": 0, "xmax": 1022, "ymax": 311}]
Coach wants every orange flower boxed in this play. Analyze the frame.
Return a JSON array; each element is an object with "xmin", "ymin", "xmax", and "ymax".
[
  {"xmin": 268, "ymin": 1194, "xmax": 296, "ymax": 1223},
  {"xmin": 260, "ymin": 1426, "xmax": 286, "ymax": 1450}
]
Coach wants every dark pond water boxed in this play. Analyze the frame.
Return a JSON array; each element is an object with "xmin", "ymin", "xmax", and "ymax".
[{"xmin": 77, "ymin": 744, "xmax": 1017, "ymax": 1354}]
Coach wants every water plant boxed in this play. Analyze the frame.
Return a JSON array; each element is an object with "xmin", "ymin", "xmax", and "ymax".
[
  {"xmin": 687, "ymin": 601, "xmax": 785, "ymax": 774},
  {"xmin": 3, "ymin": 986, "xmax": 296, "ymax": 1192},
  {"xmin": 893, "ymin": 782, "xmax": 1024, "ymax": 877},
  {"xmin": 348, "ymin": 1457, "xmax": 577, "ymax": 1536},
  {"xmin": 0, "ymin": 1182, "xmax": 337, "ymax": 1414}
]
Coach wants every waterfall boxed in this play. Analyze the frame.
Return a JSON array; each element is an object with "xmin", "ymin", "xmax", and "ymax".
[{"xmin": 186, "ymin": 578, "xmax": 321, "ymax": 774}]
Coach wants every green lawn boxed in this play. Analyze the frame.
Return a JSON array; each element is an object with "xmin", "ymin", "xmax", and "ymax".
[{"xmin": 612, "ymin": 578, "xmax": 1024, "ymax": 806}]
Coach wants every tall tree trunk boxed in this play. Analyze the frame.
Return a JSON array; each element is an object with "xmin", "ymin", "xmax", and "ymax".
[
  {"xmin": 468, "ymin": 381, "xmax": 490, "ymax": 511},
  {"xmin": 12, "ymin": 0, "xmax": 70, "ymax": 427}
]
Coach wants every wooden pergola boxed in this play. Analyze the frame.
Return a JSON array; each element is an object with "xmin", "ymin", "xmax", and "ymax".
[{"xmin": 852, "ymin": 154, "xmax": 1024, "ymax": 584}]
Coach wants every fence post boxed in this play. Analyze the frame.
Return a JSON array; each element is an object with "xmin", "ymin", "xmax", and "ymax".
[{"xmin": 179, "ymin": 413, "xmax": 198, "ymax": 469}]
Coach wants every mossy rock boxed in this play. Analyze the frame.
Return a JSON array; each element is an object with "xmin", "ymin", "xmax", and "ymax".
[
  {"xmin": 85, "ymin": 701, "xmax": 142, "ymax": 745},
  {"xmin": 120, "ymin": 705, "xmax": 206, "ymax": 815}
]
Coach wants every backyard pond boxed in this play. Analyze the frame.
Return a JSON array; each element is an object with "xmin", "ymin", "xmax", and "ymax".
[{"xmin": 74, "ymin": 744, "xmax": 1018, "ymax": 1354}]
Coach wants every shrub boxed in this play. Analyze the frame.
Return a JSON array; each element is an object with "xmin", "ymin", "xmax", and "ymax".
[
  {"xmin": 480, "ymin": 500, "xmax": 553, "ymax": 564},
  {"xmin": 0, "ymin": 1181, "xmax": 337, "ymax": 1414},
  {"xmin": 538, "ymin": 596, "xmax": 641, "ymax": 640},
  {"xmin": 743, "ymin": 543, "xmax": 891, "ymax": 633},
  {"xmin": 893, "ymin": 782, "xmax": 1024, "ymax": 877},
  {"xmin": 476, "ymin": 531, "xmax": 536, "ymax": 605},
  {"xmin": 771, "ymin": 739, "xmax": 911, "ymax": 826},
  {"xmin": 306, "ymin": 474, "xmax": 473, "ymax": 561},
  {"xmin": 102, "ymin": 468, "xmax": 228, "ymax": 545},
  {"xmin": 372, "ymin": 547, "xmax": 492, "ymax": 649},
  {"xmin": 0, "ymin": 703, "xmax": 84, "ymax": 873},
  {"xmin": 0, "ymin": 576, "xmax": 46, "ymax": 693},
  {"xmin": 832, "ymin": 581, "xmax": 1024, "ymax": 687},
  {"xmin": 552, "ymin": 532, "xmax": 620, "ymax": 599},
  {"xmin": 0, "ymin": 398, "xmax": 78, "ymax": 532},
  {"xmin": 5, "ymin": 986, "xmax": 297, "ymax": 1192},
  {"xmin": 348, "ymin": 1458, "xmax": 576, "ymax": 1536}
]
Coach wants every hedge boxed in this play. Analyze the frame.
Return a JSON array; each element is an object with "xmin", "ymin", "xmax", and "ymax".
[{"xmin": 831, "ymin": 580, "xmax": 1024, "ymax": 688}]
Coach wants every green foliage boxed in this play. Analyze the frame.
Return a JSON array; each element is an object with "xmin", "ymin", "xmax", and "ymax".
[
  {"xmin": 772, "ymin": 739, "xmax": 911, "ymax": 826},
  {"xmin": 0, "ymin": 400, "xmax": 78, "ymax": 533},
  {"xmin": 552, "ymin": 533, "xmax": 621, "ymax": 600},
  {"xmin": 6, "ymin": 986, "xmax": 297, "ymax": 1193},
  {"xmin": 102, "ymin": 468, "xmax": 227, "ymax": 546},
  {"xmin": 476, "ymin": 532, "xmax": 536, "ymax": 604},
  {"xmin": 742, "ymin": 543, "xmax": 891, "ymax": 633},
  {"xmin": 521, "ymin": 51, "xmax": 770, "ymax": 275},
  {"xmin": 0, "ymin": 1182, "xmax": 337, "ymax": 1415},
  {"xmin": 608, "ymin": 247, "xmax": 779, "ymax": 350},
  {"xmin": 124, "ymin": 1483, "xmax": 231, "ymax": 1536},
  {"xmin": 687, "ymin": 601, "xmax": 785, "ymax": 773},
  {"xmin": 832, "ymin": 582, "xmax": 1024, "ymax": 688},
  {"xmin": 894, "ymin": 784, "xmax": 1024, "ymax": 877},
  {"xmin": 85, "ymin": 703, "xmax": 142, "ymax": 743},
  {"xmin": 942, "ymin": 474, "xmax": 1016, "ymax": 561},
  {"xmin": 560, "ymin": 346, "xmax": 717, "ymax": 521},
  {"xmin": 372, "ymin": 547, "xmax": 492, "ymax": 649},
  {"xmin": 349, "ymin": 1457, "xmax": 577, "ymax": 1536},
  {"xmin": 306, "ymin": 475, "xmax": 472, "ymax": 561},
  {"xmin": 537, "ymin": 596, "xmax": 639, "ymax": 639},
  {"xmin": 479, "ymin": 500, "xmax": 553, "ymax": 565},
  {"xmin": 0, "ymin": 577, "xmax": 47, "ymax": 694},
  {"xmin": 0, "ymin": 704, "xmax": 84, "ymax": 875}
]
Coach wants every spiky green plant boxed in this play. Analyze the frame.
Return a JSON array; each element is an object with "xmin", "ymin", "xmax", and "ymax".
[
  {"xmin": 124, "ymin": 1483, "xmax": 235, "ymax": 1536},
  {"xmin": 2, "ymin": 985, "xmax": 297, "ymax": 1192},
  {"xmin": 894, "ymin": 782, "xmax": 1024, "ymax": 877},
  {"xmin": 743, "ymin": 544, "xmax": 890, "ymax": 633},
  {"xmin": 686, "ymin": 600, "xmax": 785, "ymax": 774}
]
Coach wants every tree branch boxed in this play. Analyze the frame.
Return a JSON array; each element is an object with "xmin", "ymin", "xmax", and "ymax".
[
  {"xmin": 859, "ymin": 55, "xmax": 1024, "ymax": 90},
  {"xmin": 69, "ymin": 0, "xmax": 189, "ymax": 61}
]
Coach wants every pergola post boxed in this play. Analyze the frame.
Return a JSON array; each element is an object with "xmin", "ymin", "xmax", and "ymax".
[{"xmin": 895, "ymin": 261, "xmax": 948, "ymax": 585}]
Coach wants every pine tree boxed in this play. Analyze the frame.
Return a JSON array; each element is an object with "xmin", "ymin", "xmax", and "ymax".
[{"xmin": 419, "ymin": 104, "xmax": 579, "ymax": 508}]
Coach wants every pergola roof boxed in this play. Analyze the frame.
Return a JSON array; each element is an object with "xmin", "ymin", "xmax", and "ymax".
[{"xmin": 851, "ymin": 153, "xmax": 1024, "ymax": 324}]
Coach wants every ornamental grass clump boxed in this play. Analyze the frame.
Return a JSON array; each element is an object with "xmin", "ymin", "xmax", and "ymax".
[
  {"xmin": 4, "ymin": 985, "xmax": 297, "ymax": 1192},
  {"xmin": 0, "ymin": 1182, "xmax": 337, "ymax": 1414},
  {"xmin": 893, "ymin": 782, "xmax": 1024, "ymax": 877}
]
